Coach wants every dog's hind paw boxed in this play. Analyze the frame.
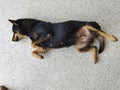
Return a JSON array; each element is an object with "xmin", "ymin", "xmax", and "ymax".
[
  {"xmin": 40, "ymin": 55, "xmax": 44, "ymax": 59},
  {"xmin": 111, "ymin": 35, "xmax": 118, "ymax": 42}
]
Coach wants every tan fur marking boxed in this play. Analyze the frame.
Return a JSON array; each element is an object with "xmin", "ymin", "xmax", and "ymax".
[
  {"xmin": 12, "ymin": 31, "xmax": 26, "ymax": 41},
  {"xmin": 89, "ymin": 47, "xmax": 98, "ymax": 64},
  {"xmin": 13, "ymin": 22, "xmax": 19, "ymax": 26},
  {"xmin": 32, "ymin": 48, "xmax": 51, "ymax": 59},
  {"xmin": 76, "ymin": 46, "xmax": 98, "ymax": 64},
  {"xmin": 31, "ymin": 41, "xmax": 43, "ymax": 48},
  {"xmin": 32, "ymin": 51, "xmax": 44, "ymax": 59},
  {"xmin": 12, "ymin": 34, "xmax": 17, "ymax": 41},
  {"xmin": 31, "ymin": 41, "xmax": 51, "ymax": 59}
]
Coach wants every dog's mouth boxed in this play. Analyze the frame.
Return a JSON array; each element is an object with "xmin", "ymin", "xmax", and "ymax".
[{"xmin": 12, "ymin": 32, "xmax": 26, "ymax": 42}]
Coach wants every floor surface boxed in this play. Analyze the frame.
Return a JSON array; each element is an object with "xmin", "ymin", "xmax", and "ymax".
[{"xmin": 0, "ymin": 0, "xmax": 120, "ymax": 90}]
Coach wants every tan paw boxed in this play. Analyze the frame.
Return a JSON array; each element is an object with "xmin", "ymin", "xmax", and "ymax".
[
  {"xmin": 32, "ymin": 53, "xmax": 44, "ymax": 59},
  {"xmin": 111, "ymin": 35, "xmax": 118, "ymax": 42},
  {"xmin": 40, "ymin": 55, "xmax": 44, "ymax": 59},
  {"xmin": 93, "ymin": 56, "xmax": 98, "ymax": 64}
]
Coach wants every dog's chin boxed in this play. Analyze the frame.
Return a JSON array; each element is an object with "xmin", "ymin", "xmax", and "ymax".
[
  {"xmin": 12, "ymin": 39, "xmax": 20, "ymax": 42},
  {"xmin": 12, "ymin": 37, "xmax": 21, "ymax": 42},
  {"xmin": 12, "ymin": 34, "xmax": 26, "ymax": 42}
]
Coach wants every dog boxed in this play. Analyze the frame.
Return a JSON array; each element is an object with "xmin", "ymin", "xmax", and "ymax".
[{"xmin": 9, "ymin": 18, "xmax": 118, "ymax": 64}]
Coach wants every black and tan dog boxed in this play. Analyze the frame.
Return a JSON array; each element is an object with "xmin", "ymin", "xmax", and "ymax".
[{"xmin": 9, "ymin": 18, "xmax": 118, "ymax": 63}]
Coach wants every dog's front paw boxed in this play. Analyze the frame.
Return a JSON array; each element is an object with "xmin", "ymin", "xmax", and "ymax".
[{"xmin": 32, "ymin": 52, "xmax": 44, "ymax": 59}]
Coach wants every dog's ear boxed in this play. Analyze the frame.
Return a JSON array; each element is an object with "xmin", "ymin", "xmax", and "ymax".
[{"xmin": 8, "ymin": 19, "xmax": 19, "ymax": 26}]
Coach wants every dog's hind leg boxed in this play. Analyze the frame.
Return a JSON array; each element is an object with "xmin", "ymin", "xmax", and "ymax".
[
  {"xmin": 82, "ymin": 25, "xmax": 118, "ymax": 42},
  {"xmin": 79, "ymin": 46, "xmax": 98, "ymax": 64},
  {"xmin": 89, "ymin": 46, "xmax": 98, "ymax": 64}
]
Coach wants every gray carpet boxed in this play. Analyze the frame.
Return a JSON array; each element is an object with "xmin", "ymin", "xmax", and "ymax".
[{"xmin": 0, "ymin": 0, "xmax": 120, "ymax": 90}]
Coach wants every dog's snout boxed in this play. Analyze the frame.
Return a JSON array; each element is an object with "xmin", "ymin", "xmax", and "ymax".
[{"xmin": 12, "ymin": 34, "xmax": 19, "ymax": 42}]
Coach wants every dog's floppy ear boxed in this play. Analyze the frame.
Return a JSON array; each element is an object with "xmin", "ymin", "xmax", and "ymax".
[{"xmin": 8, "ymin": 19, "xmax": 19, "ymax": 26}]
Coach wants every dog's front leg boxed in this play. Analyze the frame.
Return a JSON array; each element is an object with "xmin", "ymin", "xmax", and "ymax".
[
  {"xmin": 32, "ymin": 48, "xmax": 45, "ymax": 59},
  {"xmin": 31, "ymin": 41, "xmax": 51, "ymax": 59},
  {"xmin": 31, "ymin": 41, "xmax": 45, "ymax": 59},
  {"xmin": 32, "ymin": 48, "xmax": 51, "ymax": 59},
  {"xmin": 31, "ymin": 41, "xmax": 41, "ymax": 48}
]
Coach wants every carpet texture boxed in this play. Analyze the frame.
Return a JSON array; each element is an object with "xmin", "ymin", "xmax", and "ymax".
[{"xmin": 0, "ymin": 0, "xmax": 120, "ymax": 90}]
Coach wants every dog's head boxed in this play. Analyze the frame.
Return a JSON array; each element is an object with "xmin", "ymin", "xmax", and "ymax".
[{"xmin": 8, "ymin": 19, "xmax": 26, "ymax": 42}]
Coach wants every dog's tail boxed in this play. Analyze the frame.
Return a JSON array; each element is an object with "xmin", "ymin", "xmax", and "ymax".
[{"xmin": 97, "ymin": 35, "xmax": 105, "ymax": 53}]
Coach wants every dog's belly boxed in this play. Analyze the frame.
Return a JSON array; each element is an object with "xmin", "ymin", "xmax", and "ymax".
[
  {"xmin": 42, "ymin": 33, "xmax": 70, "ymax": 48},
  {"xmin": 42, "ymin": 23, "xmax": 72, "ymax": 48}
]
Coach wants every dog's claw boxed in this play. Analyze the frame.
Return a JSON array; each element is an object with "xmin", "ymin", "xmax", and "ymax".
[
  {"xmin": 111, "ymin": 35, "xmax": 118, "ymax": 42},
  {"xmin": 41, "ymin": 55, "xmax": 44, "ymax": 59},
  {"xmin": 113, "ymin": 36, "xmax": 118, "ymax": 41}
]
